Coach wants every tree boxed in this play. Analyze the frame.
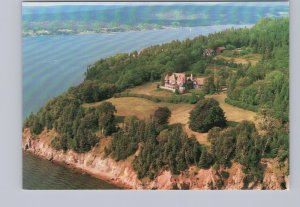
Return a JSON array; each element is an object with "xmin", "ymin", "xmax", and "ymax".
[
  {"xmin": 97, "ymin": 102, "xmax": 117, "ymax": 136},
  {"xmin": 198, "ymin": 148, "xmax": 214, "ymax": 168},
  {"xmin": 185, "ymin": 79, "xmax": 194, "ymax": 90},
  {"xmin": 30, "ymin": 117, "xmax": 43, "ymax": 135},
  {"xmin": 153, "ymin": 107, "xmax": 171, "ymax": 125},
  {"xmin": 209, "ymin": 127, "xmax": 236, "ymax": 166},
  {"xmin": 202, "ymin": 76, "xmax": 216, "ymax": 94},
  {"xmin": 189, "ymin": 99, "xmax": 227, "ymax": 132},
  {"xmin": 191, "ymin": 60, "xmax": 206, "ymax": 74},
  {"xmin": 234, "ymin": 121, "xmax": 263, "ymax": 182}
]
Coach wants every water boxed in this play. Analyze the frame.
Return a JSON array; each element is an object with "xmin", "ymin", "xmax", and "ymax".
[
  {"xmin": 23, "ymin": 24, "xmax": 250, "ymax": 119},
  {"xmin": 23, "ymin": 152, "xmax": 120, "ymax": 189},
  {"xmin": 23, "ymin": 25, "xmax": 250, "ymax": 189}
]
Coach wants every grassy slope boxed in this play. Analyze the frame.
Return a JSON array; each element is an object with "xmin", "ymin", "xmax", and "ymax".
[
  {"xmin": 214, "ymin": 53, "xmax": 262, "ymax": 65},
  {"xmin": 126, "ymin": 82, "xmax": 172, "ymax": 97},
  {"xmin": 83, "ymin": 81, "xmax": 257, "ymax": 146},
  {"xmin": 206, "ymin": 93, "xmax": 257, "ymax": 123}
]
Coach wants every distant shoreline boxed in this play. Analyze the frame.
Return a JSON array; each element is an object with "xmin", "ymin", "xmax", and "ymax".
[{"xmin": 22, "ymin": 24, "xmax": 253, "ymax": 38}]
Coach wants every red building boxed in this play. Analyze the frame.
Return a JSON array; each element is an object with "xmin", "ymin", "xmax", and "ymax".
[
  {"xmin": 162, "ymin": 73, "xmax": 205, "ymax": 93},
  {"xmin": 216, "ymin": 46, "xmax": 226, "ymax": 54}
]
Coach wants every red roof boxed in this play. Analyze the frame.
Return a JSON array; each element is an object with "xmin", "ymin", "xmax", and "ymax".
[
  {"xmin": 165, "ymin": 73, "xmax": 186, "ymax": 86},
  {"xmin": 196, "ymin": 77, "xmax": 205, "ymax": 85},
  {"xmin": 216, "ymin": 47, "xmax": 226, "ymax": 54}
]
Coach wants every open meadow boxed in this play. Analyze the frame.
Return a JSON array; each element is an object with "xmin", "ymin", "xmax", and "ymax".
[
  {"xmin": 83, "ymin": 84, "xmax": 257, "ymax": 146},
  {"xmin": 214, "ymin": 53, "xmax": 261, "ymax": 65}
]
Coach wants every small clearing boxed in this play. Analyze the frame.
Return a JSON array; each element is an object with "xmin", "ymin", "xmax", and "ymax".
[
  {"xmin": 126, "ymin": 82, "xmax": 173, "ymax": 97},
  {"xmin": 206, "ymin": 93, "xmax": 257, "ymax": 123},
  {"xmin": 215, "ymin": 53, "xmax": 261, "ymax": 65}
]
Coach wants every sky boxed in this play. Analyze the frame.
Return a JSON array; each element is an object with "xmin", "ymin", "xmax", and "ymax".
[
  {"xmin": 22, "ymin": 1, "xmax": 288, "ymax": 7},
  {"xmin": 23, "ymin": 2, "xmax": 224, "ymax": 6}
]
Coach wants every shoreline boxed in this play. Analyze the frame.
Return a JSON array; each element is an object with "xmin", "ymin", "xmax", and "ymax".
[
  {"xmin": 23, "ymin": 151, "xmax": 130, "ymax": 190},
  {"xmin": 22, "ymin": 128, "xmax": 288, "ymax": 190},
  {"xmin": 22, "ymin": 24, "xmax": 253, "ymax": 38},
  {"xmin": 22, "ymin": 128, "xmax": 144, "ymax": 189}
]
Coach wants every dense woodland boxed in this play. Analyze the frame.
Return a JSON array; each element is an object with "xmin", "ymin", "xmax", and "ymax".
[{"xmin": 24, "ymin": 18, "xmax": 289, "ymax": 188}]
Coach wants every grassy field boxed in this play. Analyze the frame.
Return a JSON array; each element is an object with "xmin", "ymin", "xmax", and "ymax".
[
  {"xmin": 83, "ymin": 97, "xmax": 210, "ymax": 144},
  {"xmin": 83, "ymin": 89, "xmax": 257, "ymax": 146},
  {"xmin": 206, "ymin": 93, "xmax": 257, "ymax": 123},
  {"xmin": 126, "ymin": 82, "xmax": 173, "ymax": 97},
  {"xmin": 215, "ymin": 53, "xmax": 261, "ymax": 65},
  {"xmin": 83, "ymin": 96, "xmax": 192, "ymax": 121}
]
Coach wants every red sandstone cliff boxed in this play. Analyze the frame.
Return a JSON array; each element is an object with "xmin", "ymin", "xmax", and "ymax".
[{"xmin": 22, "ymin": 128, "xmax": 288, "ymax": 190}]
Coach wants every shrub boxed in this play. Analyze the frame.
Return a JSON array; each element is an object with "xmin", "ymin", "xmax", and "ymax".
[
  {"xmin": 189, "ymin": 99, "xmax": 227, "ymax": 132},
  {"xmin": 220, "ymin": 171, "xmax": 230, "ymax": 179},
  {"xmin": 153, "ymin": 107, "xmax": 171, "ymax": 125}
]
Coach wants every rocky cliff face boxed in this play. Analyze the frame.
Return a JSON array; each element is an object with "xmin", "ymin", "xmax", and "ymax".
[{"xmin": 22, "ymin": 128, "xmax": 288, "ymax": 190}]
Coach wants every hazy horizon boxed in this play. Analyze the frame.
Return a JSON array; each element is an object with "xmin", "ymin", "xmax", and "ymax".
[{"xmin": 23, "ymin": 1, "xmax": 288, "ymax": 7}]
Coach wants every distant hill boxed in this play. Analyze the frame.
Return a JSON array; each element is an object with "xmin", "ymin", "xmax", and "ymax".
[
  {"xmin": 23, "ymin": 4, "xmax": 288, "ymax": 25},
  {"xmin": 22, "ymin": 3, "xmax": 288, "ymax": 36}
]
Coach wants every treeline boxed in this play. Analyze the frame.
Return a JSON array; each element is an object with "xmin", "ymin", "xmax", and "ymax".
[
  {"xmin": 224, "ymin": 19, "xmax": 289, "ymax": 122},
  {"xmin": 224, "ymin": 20, "xmax": 289, "ymax": 174},
  {"xmin": 227, "ymin": 65, "xmax": 289, "ymax": 122},
  {"xmin": 23, "ymin": 79, "xmax": 119, "ymax": 153},
  {"xmin": 224, "ymin": 98, "xmax": 258, "ymax": 112},
  {"xmin": 208, "ymin": 121, "xmax": 264, "ymax": 186},
  {"xmin": 24, "ymin": 96, "xmax": 117, "ymax": 152},
  {"xmin": 115, "ymin": 90, "xmax": 204, "ymax": 104},
  {"xmin": 68, "ymin": 81, "xmax": 117, "ymax": 103},
  {"xmin": 103, "ymin": 104, "xmax": 283, "ymax": 187},
  {"xmin": 212, "ymin": 58, "xmax": 243, "ymax": 68},
  {"xmin": 22, "ymin": 20, "xmax": 162, "ymax": 37},
  {"xmin": 105, "ymin": 114, "xmax": 203, "ymax": 179}
]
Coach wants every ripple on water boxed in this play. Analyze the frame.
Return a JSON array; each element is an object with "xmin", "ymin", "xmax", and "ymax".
[{"xmin": 23, "ymin": 152, "xmax": 120, "ymax": 189}]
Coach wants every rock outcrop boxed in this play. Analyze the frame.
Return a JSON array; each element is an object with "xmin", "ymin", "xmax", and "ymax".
[{"xmin": 22, "ymin": 128, "xmax": 288, "ymax": 190}]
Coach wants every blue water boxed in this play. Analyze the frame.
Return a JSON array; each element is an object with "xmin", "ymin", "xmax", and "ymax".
[{"xmin": 23, "ymin": 25, "xmax": 250, "ymax": 119}]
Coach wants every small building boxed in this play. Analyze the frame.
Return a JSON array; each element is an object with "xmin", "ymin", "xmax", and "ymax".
[
  {"xmin": 194, "ymin": 77, "xmax": 205, "ymax": 89},
  {"xmin": 216, "ymin": 46, "xmax": 226, "ymax": 54},
  {"xmin": 203, "ymin": 48, "xmax": 215, "ymax": 57}
]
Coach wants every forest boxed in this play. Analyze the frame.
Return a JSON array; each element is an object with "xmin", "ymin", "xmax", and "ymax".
[{"xmin": 24, "ymin": 18, "xmax": 289, "ymax": 189}]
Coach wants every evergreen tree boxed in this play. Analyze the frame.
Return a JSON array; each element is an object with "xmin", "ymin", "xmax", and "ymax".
[
  {"xmin": 198, "ymin": 148, "xmax": 214, "ymax": 169},
  {"xmin": 189, "ymin": 99, "xmax": 227, "ymax": 133},
  {"xmin": 153, "ymin": 107, "xmax": 171, "ymax": 125},
  {"xmin": 97, "ymin": 102, "xmax": 117, "ymax": 136}
]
